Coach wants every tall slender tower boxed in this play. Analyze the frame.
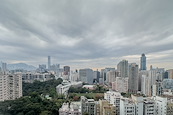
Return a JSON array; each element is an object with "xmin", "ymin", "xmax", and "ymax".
[
  {"xmin": 128, "ymin": 63, "xmax": 139, "ymax": 93},
  {"xmin": 140, "ymin": 53, "xmax": 146, "ymax": 70},
  {"xmin": 48, "ymin": 56, "xmax": 51, "ymax": 70}
]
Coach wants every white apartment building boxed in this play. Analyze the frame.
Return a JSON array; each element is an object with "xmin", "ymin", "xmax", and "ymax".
[
  {"xmin": 22, "ymin": 72, "xmax": 53, "ymax": 83},
  {"xmin": 138, "ymin": 70, "xmax": 148, "ymax": 91},
  {"xmin": 0, "ymin": 73, "xmax": 22, "ymax": 101},
  {"xmin": 70, "ymin": 71, "xmax": 79, "ymax": 82},
  {"xmin": 56, "ymin": 81, "xmax": 82, "ymax": 96},
  {"xmin": 0, "ymin": 74, "xmax": 7, "ymax": 101},
  {"xmin": 143, "ymin": 99, "xmax": 155, "ymax": 115},
  {"xmin": 120, "ymin": 98, "xmax": 135, "ymax": 115},
  {"xmin": 131, "ymin": 94, "xmax": 143, "ymax": 115},
  {"xmin": 147, "ymin": 68, "xmax": 164, "ymax": 96},
  {"xmin": 104, "ymin": 91, "xmax": 122, "ymax": 115},
  {"xmin": 154, "ymin": 96, "xmax": 167, "ymax": 115},
  {"xmin": 141, "ymin": 75, "xmax": 150, "ymax": 96}
]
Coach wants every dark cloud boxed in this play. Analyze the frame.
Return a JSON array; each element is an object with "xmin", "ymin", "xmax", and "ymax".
[{"xmin": 0, "ymin": 0, "xmax": 173, "ymax": 69}]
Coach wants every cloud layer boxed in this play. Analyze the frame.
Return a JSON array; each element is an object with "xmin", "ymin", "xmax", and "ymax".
[{"xmin": 0, "ymin": 0, "xmax": 173, "ymax": 70}]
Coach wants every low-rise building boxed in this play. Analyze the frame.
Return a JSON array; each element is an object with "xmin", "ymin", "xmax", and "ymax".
[
  {"xmin": 154, "ymin": 96, "xmax": 167, "ymax": 115},
  {"xmin": 167, "ymin": 102, "xmax": 173, "ymax": 115},
  {"xmin": 104, "ymin": 91, "xmax": 122, "ymax": 115},
  {"xmin": 56, "ymin": 81, "xmax": 82, "ymax": 96},
  {"xmin": 120, "ymin": 98, "xmax": 135, "ymax": 115},
  {"xmin": 81, "ymin": 96, "xmax": 97, "ymax": 115},
  {"xmin": 22, "ymin": 72, "xmax": 53, "ymax": 83},
  {"xmin": 59, "ymin": 102, "xmax": 81, "ymax": 115},
  {"xmin": 97, "ymin": 99, "xmax": 116, "ymax": 115}
]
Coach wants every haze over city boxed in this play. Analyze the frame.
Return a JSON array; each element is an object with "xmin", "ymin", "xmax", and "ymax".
[{"xmin": 0, "ymin": 0, "xmax": 173, "ymax": 70}]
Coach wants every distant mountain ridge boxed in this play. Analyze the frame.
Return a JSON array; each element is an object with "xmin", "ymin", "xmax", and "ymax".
[{"xmin": 7, "ymin": 63, "xmax": 36, "ymax": 71}]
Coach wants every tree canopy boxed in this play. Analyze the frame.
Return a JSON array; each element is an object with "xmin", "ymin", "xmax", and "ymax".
[{"xmin": 0, "ymin": 78, "xmax": 64, "ymax": 115}]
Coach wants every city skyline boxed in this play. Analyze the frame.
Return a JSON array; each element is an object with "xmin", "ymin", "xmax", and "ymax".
[{"xmin": 0, "ymin": 0, "xmax": 173, "ymax": 70}]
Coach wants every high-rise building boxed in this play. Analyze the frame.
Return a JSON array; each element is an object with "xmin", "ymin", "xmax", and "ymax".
[
  {"xmin": 1, "ymin": 62, "xmax": 7, "ymax": 72},
  {"xmin": 63, "ymin": 66, "xmax": 70, "ymax": 75},
  {"xmin": 93, "ymin": 70, "xmax": 100, "ymax": 83},
  {"xmin": 138, "ymin": 70, "xmax": 148, "ymax": 91},
  {"xmin": 100, "ymin": 68, "xmax": 115, "ymax": 83},
  {"xmin": 48, "ymin": 56, "xmax": 51, "ymax": 70},
  {"xmin": 140, "ymin": 53, "xmax": 146, "ymax": 70},
  {"xmin": 79, "ymin": 69, "xmax": 93, "ymax": 84},
  {"xmin": 0, "ymin": 73, "xmax": 22, "ymax": 101},
  {"xmin": 70, "ymin": 71, "xmax": 79, "ymax": 82},
  {"xmin": 141, "ymin": 75, "xmax": 150, "ymax": 96},
  {"xmin": 106, "ymin": 70, "xmax": 119, "ymax": 85},
  {"xmin": 128, "ymin": 63, "xmax": 139, "ymax": 93},
  {"xmin": 117, "ymin": 60, "xmax": 128, "ymax": 78},
  {"xmin": 112, "ymin": 77, "xmax": 128, "ymax": 93},
  {"xmin": 148, "ymin": 68, "xmax": 164, "ymax": 96},
  {"xmin": 167, "ymin": 69, "xmax": 173, "ymax": 79}
]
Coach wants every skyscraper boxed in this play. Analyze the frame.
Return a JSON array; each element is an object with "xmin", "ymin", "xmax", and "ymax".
[
  {"xmin": 140, "ymin": 53, "xmax": 146, "ymax": 70},
  {"xmin": 48, "ymin": 56, "xmax": 51, "ymax": 70},
  {"xmin": 117, "ymin": 60, "xmax": 128, "ymax": 77},
  {"xmin": 79, "ymin": 68, "xmax": 93, "ymax": 84},
  {"xmin": 1, "ymin": 62, "xmax": 7, "ymax": 72},
  {"xmin": 128, "ymin": 63, "xmax": 139, "ymax": 93}
]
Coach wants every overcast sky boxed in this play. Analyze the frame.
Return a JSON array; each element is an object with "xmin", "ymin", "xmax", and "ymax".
[{"xmin": 0, "ymin": 0, "xmax": 173, "ymax": 70}]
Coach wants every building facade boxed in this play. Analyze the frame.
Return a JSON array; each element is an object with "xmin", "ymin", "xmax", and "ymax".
[
  {"xmin": 128, "ymin": 63, "xmax": 139, "ymax": 93},
  {"xmin": 79, "ymin": 69, "xmax": 93, "ymax": 84},
  {"xmin": 140, "ymin": 53, "xmax": 146, "ymax": 70},
  {"xmin": 97, "ymin": 99, "xmax": 116, "ymax": 115},
  {"xmin": 0, "ymin": 73, "xmax": 22, "ymax": 101},
  {"xmin": 112, "ymin": 77, "xmax": 128, "ymax": 93},
  {"xmin": 104, "ymin": 91, "xmax": 122, "ymax": 115},
  {"xmin": 117, "ymin": 60, "xmax": 128, "ymax": 78},
  {"xmin": 81, "ymin": 96, "xmax": 96, "ymax": 115}
]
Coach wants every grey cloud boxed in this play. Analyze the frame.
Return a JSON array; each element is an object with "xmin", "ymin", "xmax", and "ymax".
[{"xmin": 0, "ymin": 0, "xmax": 173, "ymax": 69}]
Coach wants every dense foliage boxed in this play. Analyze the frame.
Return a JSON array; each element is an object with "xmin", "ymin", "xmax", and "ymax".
[
  {"xmin": 68, "ymin": 93, "xmax": 104, "ymax": 101},
  {"xmin": 23, "ymin": 78, "xmax": 63, "ymax": 97},
  {"xmin": 68, "ymin": 85, "xmax": 107, "ymax": 101},
  {"xmin": 0, "ymin": 92, "xmax": 65, "ymax": 115},
  {"xmin": 68, "ymin": 87, "xmax": 90, "ymax": 93},
  {"xmin": 68, "ymin": 85, "xmax": 108, "ymax": 94},
  {"xmin": 0, "ymin": 78, "xmax": 64, "ymax": 115}
]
